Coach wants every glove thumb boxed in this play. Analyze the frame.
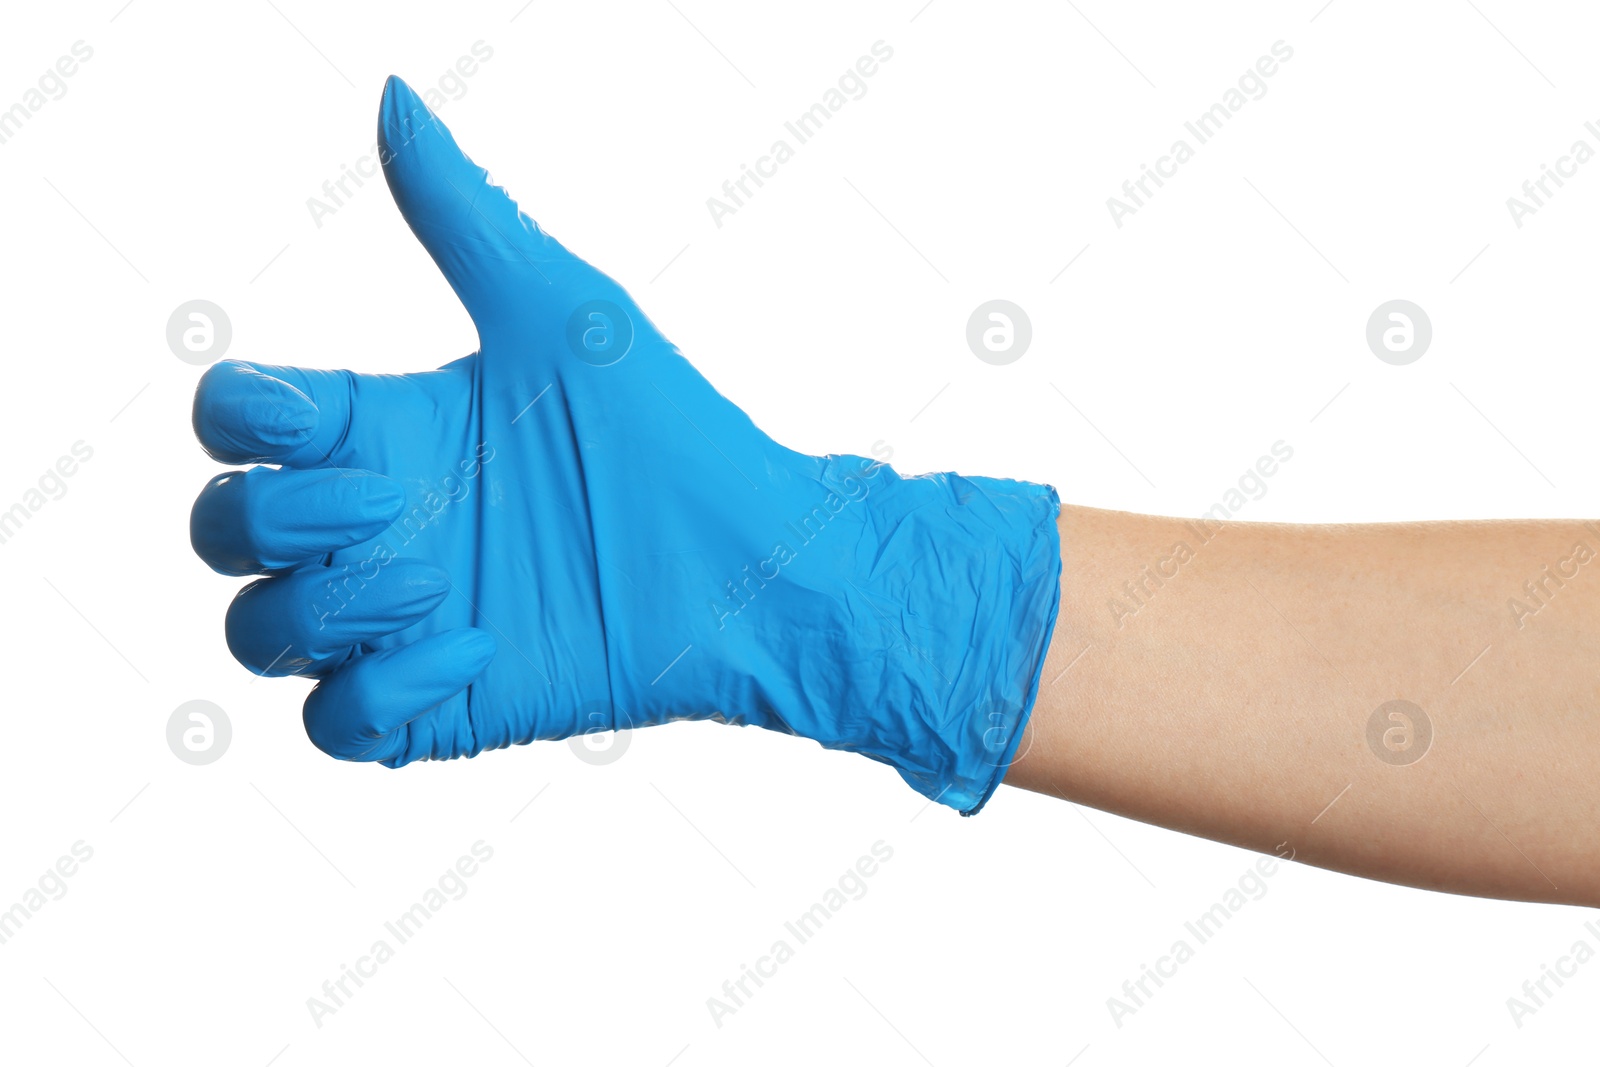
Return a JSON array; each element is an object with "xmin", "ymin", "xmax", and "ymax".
[{"xmin": 378, "ymin": 75, "xmax": 584, "ymax": 336}]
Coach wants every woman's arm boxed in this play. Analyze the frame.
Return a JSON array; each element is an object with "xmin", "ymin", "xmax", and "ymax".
[{"xmin": 1006, "ymin": 504, "xmax": 1600, "ymax": 906}]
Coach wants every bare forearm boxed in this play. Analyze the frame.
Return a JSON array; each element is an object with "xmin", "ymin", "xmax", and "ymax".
[{"xmin": 1006, "ymin": 504, "xmax": 1600, "ymax": 906}]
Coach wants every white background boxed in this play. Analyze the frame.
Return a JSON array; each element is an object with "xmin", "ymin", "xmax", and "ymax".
[{"xmin": 1, "ymin": 1, "xmax": 1596, "ymax": 1064}]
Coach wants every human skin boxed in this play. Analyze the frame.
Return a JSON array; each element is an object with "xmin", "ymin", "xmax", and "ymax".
[
  {"xmin": 1005, "ymin": 504, "xmax": 1600, "ymax": 907},
  {"xmin": 191, "ymin": 79, "xmax": 1595, "ymax": 904}
]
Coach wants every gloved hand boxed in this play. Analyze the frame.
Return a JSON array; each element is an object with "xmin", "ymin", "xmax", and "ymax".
[{"xmin": 190, "ymin": 76, "xmax": 1061, "ymax": 814}]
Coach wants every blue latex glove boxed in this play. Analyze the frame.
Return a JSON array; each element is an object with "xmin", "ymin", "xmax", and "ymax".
[{"xmin": 191, "ymin": 76, "xmax": 1061, "ymax": 814}]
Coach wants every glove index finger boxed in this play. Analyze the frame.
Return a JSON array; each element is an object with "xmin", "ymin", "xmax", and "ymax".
[
  {"xmin": 194, "ymin": 360, "xmax": 365, "ymax": 469},
  {"xmin": 193, "ymin": 360, "xmax": 320, "ymax": 465}
]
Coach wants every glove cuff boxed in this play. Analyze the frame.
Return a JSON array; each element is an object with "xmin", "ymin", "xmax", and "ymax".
[
  {"xmin": 802, "ymin": 459, "xmax": 1062, "ymax": 814},
  {"xmin": 909, "ymin": 475, "xmax": 1062, "ymax": 815}
]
